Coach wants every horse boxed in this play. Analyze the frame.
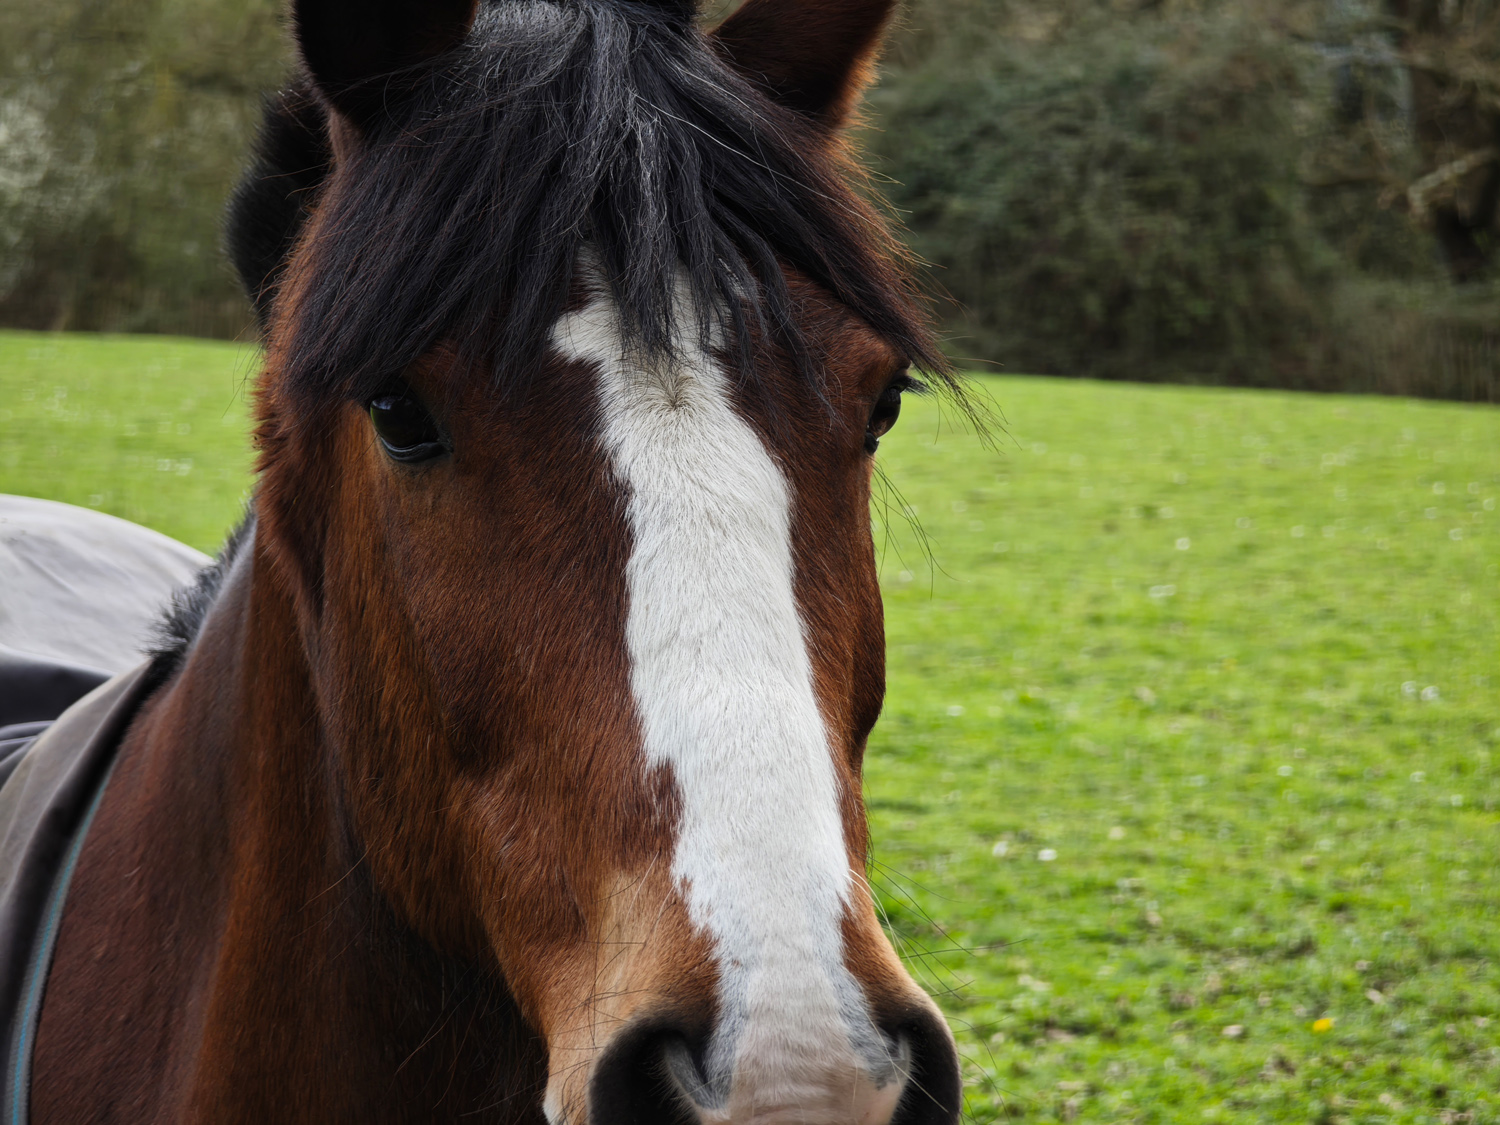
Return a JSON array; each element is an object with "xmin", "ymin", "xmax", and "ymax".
[{"xmin": 20, "ymin": 0, "xmax": 967, "ymax": 1120}]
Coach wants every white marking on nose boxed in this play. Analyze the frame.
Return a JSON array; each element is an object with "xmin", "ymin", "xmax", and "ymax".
[{"xmin": 556, "ymin": 292, "xmax": 902, "ymax": 1117}]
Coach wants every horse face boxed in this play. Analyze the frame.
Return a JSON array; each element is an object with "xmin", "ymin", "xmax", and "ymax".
[
  {"xmin": 261, "ymin": 281, "xmax": 957, "ymax": 1124},
  {"xmin": 254, "ymin": 0, "xmax": 961, "ymax": 1121}
]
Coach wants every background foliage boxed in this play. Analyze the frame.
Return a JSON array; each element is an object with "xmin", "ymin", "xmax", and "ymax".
[
  {"xmin": 0, "ymin": 0, "xmax": 283, "ymax": 337},
  {"xmin": 868, "ymin": 0, "xmax": 1500, "ymax": 398},
  {"xmin": 2, "ymin": 0, "xmax": 1499, "ymax": 396},
  {"xmin": 868, "ymin": 9, "xmax": 1334, "ymax": 387}
]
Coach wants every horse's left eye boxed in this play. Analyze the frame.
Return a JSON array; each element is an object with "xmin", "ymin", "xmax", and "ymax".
[
  {"xmin": 864, "ymin": 376, "xmax": 910, "ymax": 455},
  {"xmin": 369, "ymin": 392, "xmax": 447, "ymax": 463}
]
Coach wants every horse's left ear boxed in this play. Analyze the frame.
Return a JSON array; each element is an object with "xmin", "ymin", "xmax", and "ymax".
[
  {"xmin": 294, "ymin": 0, "xmax": 479, "ymax": 129},
  {"xmin": 709, "ymin": 0, "xmax": 898, "ymax": 130}
]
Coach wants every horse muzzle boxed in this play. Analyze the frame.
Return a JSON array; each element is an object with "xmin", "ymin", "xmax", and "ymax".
[{"xmin": 577, "ymin": 998, "xmax": 960, "ymax": 1125}]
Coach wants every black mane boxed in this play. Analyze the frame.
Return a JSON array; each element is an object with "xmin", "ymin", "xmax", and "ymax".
[
  {"xmin": 145, "ymin": 512, "xmax": 256, "ymax": 690},
  {"xmin": 227, "ymin": 0, "xmax": 948, "ymax": 403},
  {"xmin": 226, "ymin": 90, "xmax": 330, "ymax": 329}
]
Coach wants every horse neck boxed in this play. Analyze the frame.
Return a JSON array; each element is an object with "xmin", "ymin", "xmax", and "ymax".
[{"xmin": 32, "ymin": 526, "xmax": 543, "ymax": 1124}]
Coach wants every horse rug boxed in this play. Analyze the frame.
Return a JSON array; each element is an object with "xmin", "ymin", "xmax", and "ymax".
[
  {"xmin": 0, "ymin": 666, "xmax": 151, "ymax": 1124},
  {"xmin": 0, "ymin": 493, "xmax": 209, "ymax": 1124}
]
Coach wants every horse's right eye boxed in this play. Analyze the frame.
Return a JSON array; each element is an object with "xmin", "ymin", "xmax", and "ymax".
[
  {"xmin": 864, "ymin": 372, "xmax": 917, "ymax": 455},
  {"xmin": 369, "ymin": 392, "xmax": 448, "ymax": 463}
]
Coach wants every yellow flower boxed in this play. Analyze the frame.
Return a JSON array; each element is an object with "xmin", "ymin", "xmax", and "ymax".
[{"xmin": 1312, "ymin": 1017, "xmax": 1335, "ymax": 1033}]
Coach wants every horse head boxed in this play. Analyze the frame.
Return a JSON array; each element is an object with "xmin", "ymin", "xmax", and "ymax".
[{"xmin": 246, "ymin": 0, "xmax": 962, "ymax": 1120}]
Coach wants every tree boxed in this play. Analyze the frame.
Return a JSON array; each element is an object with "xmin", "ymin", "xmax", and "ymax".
[
  {"xmin": 0, "ymin": 0, "xmax": 287, "ymax": 334},
  {"xmin": 1307, "ymin": 0, "xmax": 1500, "ymax": 282}
]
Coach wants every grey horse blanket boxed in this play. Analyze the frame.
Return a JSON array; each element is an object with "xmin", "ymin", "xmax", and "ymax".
[
  {"xmin": 0, "ymin": 495, "xmax": 207, "ymax": 687},
  {"xmin": 0, "ymin": 493, "xmax": 207, "ymax": 1123},
  {"xmin": 0, "ymin": 665, "xmax": 152, "ymax": 1124}
]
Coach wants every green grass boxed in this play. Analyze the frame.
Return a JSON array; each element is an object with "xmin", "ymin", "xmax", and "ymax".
[
  {"xmin": 2, "ymin": 330, "xmax": 1496, "ymax": 1123},
  {"xmin": 0, "ymin": 330, "xmax": 258, "ymax": 551},
  {"xmin": 872, "ymin": 381, "xmax": 1499, "ymax": 1124}
]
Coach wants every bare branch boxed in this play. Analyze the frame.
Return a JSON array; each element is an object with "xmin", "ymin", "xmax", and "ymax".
[{"xmin": 1404, "ymin": 144, "xmax": 1499, "ymax": 221}]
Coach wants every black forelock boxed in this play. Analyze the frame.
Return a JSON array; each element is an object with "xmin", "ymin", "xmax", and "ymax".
[
  {"xmin": 257, "ymin": 0, "xmax": 948, "ymax": 405},
  {"xmin": 144, "ymin": 510, "xmax": 257, "ymax": 693},
  {"xmin": 226, "ymin": 87, "xmax": 331, "ymax": 331}
]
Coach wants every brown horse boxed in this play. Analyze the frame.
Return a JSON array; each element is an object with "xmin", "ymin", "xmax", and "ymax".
[{"xmin": 30, "ymin": 0, "xmax": 964, "ymax": 1121}]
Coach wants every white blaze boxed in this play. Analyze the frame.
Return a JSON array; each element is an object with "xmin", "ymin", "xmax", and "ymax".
[{"xmin": 555, "ymin": 293, "xmax": 899, "ymax": 1120}]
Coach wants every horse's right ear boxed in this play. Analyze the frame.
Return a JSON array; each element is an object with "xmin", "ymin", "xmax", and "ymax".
[
  {"xmin": 710, "ymin": 0, "xmax": 898, "ymax": 130},
  {"xmin": 294, "ymin": 0, "xmax": 478, "ymax": 129}
]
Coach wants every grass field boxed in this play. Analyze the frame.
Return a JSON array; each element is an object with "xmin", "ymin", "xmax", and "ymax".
[
  {"xmin": 2, "ymin": 330, "xmax": 1496, "ymax": 1123},
  {"xmin": 0, "ymin": 332, "xmax": 258, "ymax": 551}
]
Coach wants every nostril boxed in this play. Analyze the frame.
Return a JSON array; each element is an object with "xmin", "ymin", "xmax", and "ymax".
[
  {"xmin": 588, "ymin": 1020, "xmax": 708, "ymax": 1125},
  {"xmin": 883, "ymin": 1005, "xmax": 962, "ymax": 1125},
  {"xmin": 661, "ymin": 1034, "xmax": 719, "ymax": 1110}
]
